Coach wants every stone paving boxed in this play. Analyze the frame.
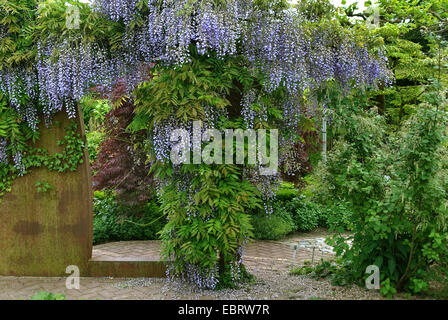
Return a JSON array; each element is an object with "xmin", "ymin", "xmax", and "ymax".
[{"xmin": 0, "ymin": 229, "xmax": 337, "ymax": 300}]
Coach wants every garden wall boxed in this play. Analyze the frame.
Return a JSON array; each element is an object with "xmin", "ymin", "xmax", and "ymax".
[{"xmin": 0, "ymin": 110, "xmax": 93, "ymax": 276}]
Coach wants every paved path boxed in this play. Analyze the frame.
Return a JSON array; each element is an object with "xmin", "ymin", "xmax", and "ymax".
[{"xmin": 0, "ymin": 229, "xmax": 335, "ymax": 300}]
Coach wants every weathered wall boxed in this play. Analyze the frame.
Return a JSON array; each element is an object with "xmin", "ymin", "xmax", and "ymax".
[{"xmin": 0, "ymin": 109, "xmax": 93, "ymax": 276}]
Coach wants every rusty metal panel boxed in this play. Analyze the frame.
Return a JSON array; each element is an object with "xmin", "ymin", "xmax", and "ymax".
[{"xmin": 0, "ymin": 109, "xmax": 93, "ymax": 276}]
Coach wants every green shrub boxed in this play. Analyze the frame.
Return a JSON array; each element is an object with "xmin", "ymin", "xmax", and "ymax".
[
  {"xmin": 81, "ymin": 97, "xmax": 111, "ymax": 165},
  {"xmin": 275, "ymin": 182, "xmax": 299, "ymax": 202},
  {"xmin": 251, "ymin": 204, "xmax": 295, "ymax": 240},
  {"xmin": 288, "ymin": 197, "xmax": 321, "ymax": 232},
  {"xmin": 324, "ymin": 202, "xmax": 353, "ymax": 232},
  {"xmin": 93, "ymin": 191, "xmax": 165, "ymax": 245},
  {"xmin": 275, "ymin": 183, "xmax": 326, "ymax": 233},
  {"xmin": 81, "ymin": 97, "xmax": 111, "ymax": 132},
  {"xmin": 317, "ymin": 92, "xmax": 448, "ymax": 296},
  {"xmin": 86, "ymin": 130, "xmax": 105, "ymax": 164},
  {"xmin": 268, "ymin": 182, "xmax": 354, "ymax": 235},
  {"xmin": 282, "ymin": 196, "xmax": 325, "ymax": 232}
]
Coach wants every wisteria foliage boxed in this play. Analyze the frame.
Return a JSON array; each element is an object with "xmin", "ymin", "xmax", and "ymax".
[{"xmin": 0, "ymin": 0, "xmax": 392, "ymax": 289}]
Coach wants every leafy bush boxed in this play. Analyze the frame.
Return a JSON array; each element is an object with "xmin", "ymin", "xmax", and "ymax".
[
  {"xmin": 252, "ymin": 180, "xmax": 354, "ymax": 239},
  {"xmin": 81, "ymin": 97, "xmax": 111, "ymax": 132},
  {"xmin": 275, "ymin": 182, "xmax": 300, "ymax": 202},
  {"xmin": 324, "ymin": 202, "xmax": 353, "ymax": 232},
  {"xmin": 81, "ymin": 97, "xmax": 111, "ymax": 164},
  {"xmin": 251, "ymin": 204, "xmax": 295, "ymax": 240},
  {"xmin": 158, "ymin": 164, "xmax": 261, "ymax": 289},
  {"xmin": 93, "ymin": 191, "xmax": 165, "ymax": 245},
  {"xmin": 252, "ymin": 182, "xmax": 299, "ymax": 240},
  {"xmin": 317, "ymin": 88, "xmax": 448, "ymax": 296},
  {"xmin": 86, "ymin": 130, "xmax": 105, "ymax": 164},
  {"xmin": 133, "ymin": 52, "xmax": 267, "ymax": 289},
  {"xmin": 286, "ymin": 196, "xmax": 322, "ymax": 232},
  {"xmin": 300, "ymin": 175, "xmax": 354, "ymax": 231}
]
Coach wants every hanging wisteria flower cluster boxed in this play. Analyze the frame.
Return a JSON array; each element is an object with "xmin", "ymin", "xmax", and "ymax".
[
  {"xmin": 0, "ymin": 68, "xmax": 39, "ymax": 131},
  {"xmin": 183, "ymin": 264, "xmax": 219, "ymax": 290},
  {"xmin": 165, "ymin": 263, "xmax": 219, "ymax": 290},
  {"xmin": 241, "ymin": 90, "xmax": 266, "ymax": 129},
  {"xmin": 243, "ymin": 166, "xmax": 281, "ymax": 215},
  {"xmin": 93, "ymin": 0, "xmax": 391, "ymax": 92},
  {"xmin": 244, "ymin": 11, "xmax": 392, "ymax": 95},
  {"xmin": 94, "ymin": 0, "xmax": 140, "ymax": 25},
  {"xmin": 37, "ymin": 38, "xmax": 115, "ymax": 120},
  {"xmin": 94, "ymin": 0, "xmax": 249, "ymax": 65}
]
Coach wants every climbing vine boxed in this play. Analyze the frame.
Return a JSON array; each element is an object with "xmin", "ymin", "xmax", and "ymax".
[
  {"xmin": 0, "ymin": 0, "xmax": 391, "ymax": 288},
  {"xmin": 0, "ymin": 100, "xmax": 85, "ymax": 202}
]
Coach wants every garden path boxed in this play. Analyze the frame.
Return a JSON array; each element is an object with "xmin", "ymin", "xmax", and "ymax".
[
  {"xmin": 92, "ymin": 228, "xmax": 334, "ymax": 272},
  {"xmin": 0, "ymin": 229, "xmax": 343, "ymax": 300}
]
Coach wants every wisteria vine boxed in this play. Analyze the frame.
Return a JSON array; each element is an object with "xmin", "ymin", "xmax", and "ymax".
[{"xmin": 0, "ymin": 0, "xmax": 392, "ymax": 289}]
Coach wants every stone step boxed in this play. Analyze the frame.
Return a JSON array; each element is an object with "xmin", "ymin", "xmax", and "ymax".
[{"xmin": 86, "ymin": 257, "xmax": 166, "ymax": 278}]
